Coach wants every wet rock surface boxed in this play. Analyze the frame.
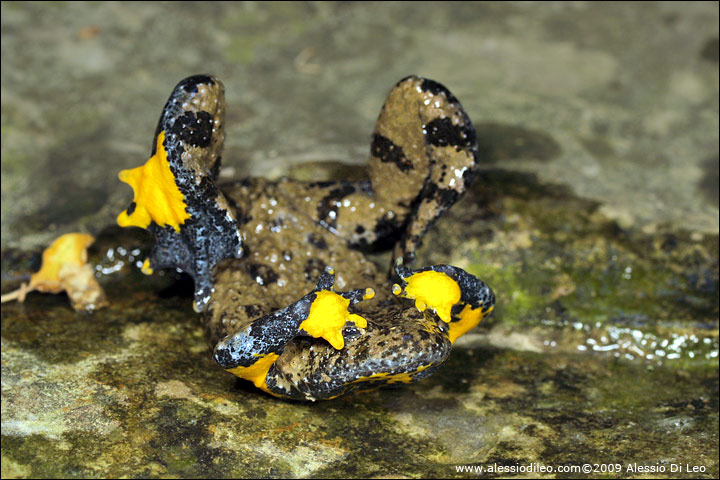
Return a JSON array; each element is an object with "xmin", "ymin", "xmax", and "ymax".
[{"xmin": 2, "ymin": 2, "xmax": 718, "ymax": 478}]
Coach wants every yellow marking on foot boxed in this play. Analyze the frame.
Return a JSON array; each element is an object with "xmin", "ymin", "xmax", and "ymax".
[
  {"xmin": 140, "ymin": 258, "xmax": 154, "ymax": 275},
  {"xmin": 117, "ymin": 131, "xmax": 190, "ymax": 232},
  {"xmin": 299, "ymin": 290, "xmax": 368, "ymax": 350},
  {"xmin": 226, "ymin": 352, "xmax": 280, "ymax": 392},
  {"xmin": 448, "ymin": 304, "xmax": 492, "ymax": 344},
  {"xmin": 393, "ymin": 270, "xmax": 460, "ymax": 323}
]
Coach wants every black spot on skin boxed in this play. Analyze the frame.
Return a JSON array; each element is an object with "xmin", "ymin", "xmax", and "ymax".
[
  {"xmin": 317, "ymin": 183, "xmax": 356, "ymax": 228},
  {"xmin": 126, "ymin": 201, "xmax": 136, "ymax": 215},
  {"xmin": 171, "ymin": 111, "xmax": 214, "ymax": 148},
  {"xmin": 304, "ymin": 258, "xmax": 326, "ymax": 281},
  {"xmin": 307, "ymin": 180, "xmax": 336, "ymax": 189},
  {"xmin": 355, "ymin": 225, "xmax": 366, "ymax": 234},
  {"xmin": 369, "ymin": 215, "xmax": 403, "ymax": 250},
  {"xmin": 349, "ymin": 237, "xmax": 369, "ymax": 249},
  {"xmin": 420, "ymin": 78, "xmax": 459, "ymax": 104},
  {"xmin": 430, "ymin": 184, "xmax": 460, "ymax": 208},
  {"xmin": 425, "ymin": 117, "xmax": 475, "ymax": 149},
  {"xmin": 178, "ymin": 75, "xmax": 216, "ymax": 93},
  {"xmin": 462, "ymin": 167, "xmax": 477, "ymax": 190},
  {"xmin": 371, "ymin": 134, "xmax": 412, "ymax": 172},
  {"xmin": 244, "ymin": 304, "xmax": 265, "ymax": 318},
  {"xmin": 307, "ymin": 233, "xmax": 328, "ymax": 250},
  {"xmin": 246, "ymin": 263, "xmax": 278, "ymax": 286},
  {"xmin": 152, "ymin": 75, "xmax": 217, "ymax": 154}
]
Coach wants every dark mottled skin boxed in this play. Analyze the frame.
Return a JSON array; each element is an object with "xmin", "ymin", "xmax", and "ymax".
[
  {"xmin": 119, "ymin": 75, "xmax": 494, "ymax": 400},
  {"xmin": 142, "ymin": 75, "xmax": 243, "ymax": 311}
]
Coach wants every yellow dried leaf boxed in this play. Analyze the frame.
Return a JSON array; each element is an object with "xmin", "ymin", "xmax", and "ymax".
[
  {"xmin": 29, "ymin": 233, "xmax": 94, "ymax": 293},
  {"xmin": 2, "ymin": 233, "xmax": 108, "ymax": 312}
]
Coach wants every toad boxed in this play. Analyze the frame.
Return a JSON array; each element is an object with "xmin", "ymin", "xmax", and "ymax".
[{"xmin": 117, "ymin": 75, "xmax": 494, "ymax": 401}]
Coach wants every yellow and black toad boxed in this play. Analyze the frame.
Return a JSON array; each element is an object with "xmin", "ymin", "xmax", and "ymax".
[{"xmin": 117, "ymin": 75, "xmax": 495, "ymax": 401}]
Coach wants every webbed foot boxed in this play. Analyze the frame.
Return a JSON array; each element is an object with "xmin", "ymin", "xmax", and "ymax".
[
  {"xmin": 213, "ymin": 266, "xmax": 374, "ymax": 369},
  {"xmin": 298, "ymin": 267, "xmax": 375, "ymax": 350},
  {"xmin": 392, "ymin": 258, "xmax": 495, "ymax": 343}
]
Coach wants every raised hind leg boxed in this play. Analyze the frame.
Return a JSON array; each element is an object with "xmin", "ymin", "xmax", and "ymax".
[
  {"xmin": 283, "ymin": 76, "xmax": 480, "ymax": 264},
  {"xmin": 366, "ymin": 76, "xmax": 480, "ymax": 263},
  {"xmin": 116, "ymin": 75, "xmax": 243, "ymax": 312}
]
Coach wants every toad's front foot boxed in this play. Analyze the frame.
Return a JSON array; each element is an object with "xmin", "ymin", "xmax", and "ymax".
[
  {"xmin": 393, "ymin": 258, "xmax": 495, "ymax": 343},
  {"xmin": 213, "ymin": 263, "xmax": 494, "ymax": 400},
  {"xmin": 213, "ymin": 267, "xmax": 374, "ymax": 394}
]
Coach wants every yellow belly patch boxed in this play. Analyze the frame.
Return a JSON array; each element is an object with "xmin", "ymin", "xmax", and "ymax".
[
  {"xmin": 351, "ymin": 363, "xmax": 432, "ymax": 385},
  {"xmin": 299, "ymin": 290, "xmax": 368, "ymax": 350},
  {"xmin": 117, "ymin": 131, "xmax": 190, "ymax": 232},
  {"xmin": 226, "ymin": 352, "xmax": 280, "ymax": 392},
  {"xmin": 448, "ymin": 304, "xmax": 492, "ymax": 344},
  {"xmin": 393, "ymin": 270, "xmax": 461, "ymax": 323}
]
